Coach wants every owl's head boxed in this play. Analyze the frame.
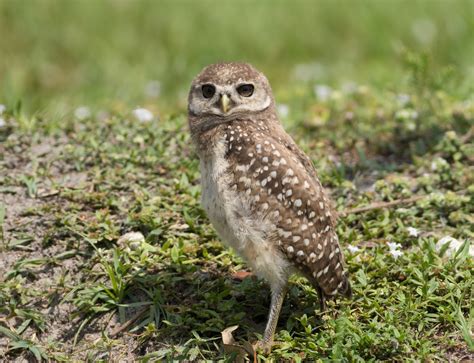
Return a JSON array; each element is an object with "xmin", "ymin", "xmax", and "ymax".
[{"xmin": 188, "ymin": 62, "xmax": 275, "ymax": 132}]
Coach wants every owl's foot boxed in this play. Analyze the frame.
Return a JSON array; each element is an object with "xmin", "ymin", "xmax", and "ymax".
[{"xmin": 254, "ymin": 339, "xmax": 276, "ymax": 354}]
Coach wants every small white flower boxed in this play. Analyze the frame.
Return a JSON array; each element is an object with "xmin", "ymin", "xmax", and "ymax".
[
  {"xmin": 117, "ymin": 231, "xmax": 145, "ymax": 250},
  {"xmin": 145, "ymin": 80, "xmax": 161, "ymax": 98},
  {"xmin": 277, "ymin": 104, "xmax": 290, "ymax": 118},
  {"xmin": 0, "ymin": 104, "xmax": 6, "ymax": 115},
  {"xmin": 430, "ymin": 157, "xmax": 448, "ymax": 171},
  {"xmin": 119, "ymin": 232, "xmax": 145, "ymax": 244},
  {"xmin": 395, "ymin": 108, "xmax": 418, "ymax": 123},
  {"xmin": 347, "ymin": 245, "xmax": 361, "ymax": 253},
  {"xmin": 387, "ymin": 241, "xmax": 403, "ymax": 258},
  {"xmin": 435, "ymin": 236, "xmax": 472, "ymax": 257},
  {"xmin": 132, "ymin": 108, "xmax": 154, "ymax": 123},
  {"xmin": 396, "ymin": 109, "xmax": 418, "ymax": 121},
  {"xmin": 389, "ymin": 249, "xmax": 404, "ymax": 259},
  {"xmin": 407, "ymin": 227, "xmax": 419, "ymax": 237},
  {"xmin": 396, "ymin": 109, "xmax": 410, "ymax": 120},
  {"xmin": 74, "ymin": 106, "xmax": 91, "ymax": 120},
  {"xmin": 314, "ymin": 85, "xmax": 332, "ymax": 102},
  {"xmin": 387, "ymin": 242, "xmax": 402, "ymax": 251},
  {"xmin": 0, "ymin": 117, "xmax": 5, "ymax": 128},
  {"xmin": 396, "ymin": 94, "xmax": 411, "ymax": 106}
]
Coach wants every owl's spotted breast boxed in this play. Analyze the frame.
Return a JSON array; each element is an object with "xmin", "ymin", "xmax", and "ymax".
[{"xmin": 199, "ymin": 129, "xmax": 292, "ymax": 289}]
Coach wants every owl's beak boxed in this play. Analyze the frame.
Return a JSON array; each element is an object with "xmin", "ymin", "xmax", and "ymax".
[{"xmin": 220, "ymin": 94, "xmax": 231, "ymax": 113}]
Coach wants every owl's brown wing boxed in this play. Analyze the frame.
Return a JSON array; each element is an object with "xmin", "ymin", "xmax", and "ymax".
[
  {"xmin": 225, "ymin": 122, "xmax": 351, "ymax": 297},
  {"xmin": 275, "ymin": 125, "xmax": 339, "ymax": 227}
]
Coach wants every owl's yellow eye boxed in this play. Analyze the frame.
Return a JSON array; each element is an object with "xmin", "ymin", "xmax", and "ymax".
[
  {"xmin": 202, "ymin": 84, "xmax": 216, "ymax": 98},
  {"xmin": 237, "ymin": 84, "xmax": 254, "ymax": 97}
]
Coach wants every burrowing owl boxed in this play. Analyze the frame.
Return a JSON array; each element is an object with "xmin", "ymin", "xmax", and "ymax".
[{"xmin": 188, "ymin": 62, "xmax": 351, "ymax": 351}]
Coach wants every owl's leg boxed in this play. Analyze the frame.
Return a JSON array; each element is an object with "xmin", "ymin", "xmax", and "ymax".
[{"xmin": 256, "ymin": 282, "xmax": 288, "ymax": 353}]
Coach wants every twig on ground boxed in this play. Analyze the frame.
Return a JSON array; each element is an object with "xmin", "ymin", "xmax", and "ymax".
[
  {"xmin": 460, "ymin": 126, "xmax": 473, "ymax": 144},
  {"xmin": 340, "ymin": 189, "xmax": 469, "ymax": 217},
  {"xmin": 109, "ymin": 306, "xmax": 149, "ymax": 337},
  {"xmin": 338, "ymin": 194, "xmax": 427, "ymax": 217}
]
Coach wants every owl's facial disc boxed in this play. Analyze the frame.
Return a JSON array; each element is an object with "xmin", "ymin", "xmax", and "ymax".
[{"xmin": 189, "ymin": 81, "xmax": 271, "ymax": 118}]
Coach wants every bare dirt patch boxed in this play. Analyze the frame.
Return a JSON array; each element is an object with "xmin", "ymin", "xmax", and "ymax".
[{"xmin": 0, "ymin": 133, "xmax": 127, "ymax": 360}]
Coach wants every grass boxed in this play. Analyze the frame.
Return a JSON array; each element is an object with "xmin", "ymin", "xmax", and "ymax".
[{"xmin": 0, "ymin": 0, "xmax": 473, "ymax": 361}]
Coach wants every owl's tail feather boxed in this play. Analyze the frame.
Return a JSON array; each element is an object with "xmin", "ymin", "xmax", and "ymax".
[
  {"xmin": 312, "ymin": 273, "xmax": 352, "ymax": 311},
  {"xmin": 338, "ymin": 273, "xmax": 352, "ymax": 298}
]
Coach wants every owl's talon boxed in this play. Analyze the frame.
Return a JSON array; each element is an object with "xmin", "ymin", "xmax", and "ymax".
[{"xmin": 254, "ymin": 339, "xmax": 275, "ymax": 354}]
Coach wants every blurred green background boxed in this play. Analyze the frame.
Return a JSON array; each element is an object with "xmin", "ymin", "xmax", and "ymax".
[{"xmin": 0, "ymin": 0, "xmax": 473, "ymax": 116}]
